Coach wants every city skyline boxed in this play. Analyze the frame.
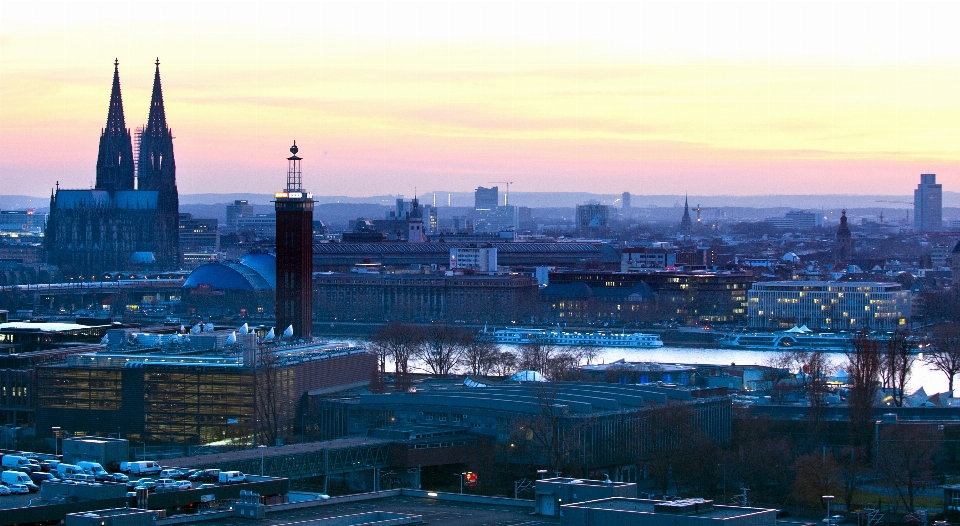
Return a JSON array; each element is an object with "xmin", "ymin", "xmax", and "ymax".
[{"xmin": 1, "ymin": 1, "xmax": 958, "ymax": 197}]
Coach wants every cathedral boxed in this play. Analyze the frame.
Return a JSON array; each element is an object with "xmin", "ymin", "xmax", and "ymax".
[{"xmin": 45, "ymin": 59, "xmax": 180, "ymax": 278}]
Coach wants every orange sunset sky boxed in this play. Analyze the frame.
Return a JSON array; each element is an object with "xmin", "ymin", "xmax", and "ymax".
[{"xmin": 1, "ymin": 1, "xmax": 958, "ymax": 197}]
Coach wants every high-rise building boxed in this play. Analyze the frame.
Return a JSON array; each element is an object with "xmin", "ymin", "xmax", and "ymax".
[
  {"xmin": 914, "ymin": 173, "xmax": 943, "ymax": 232},
  {"xmin": 576, "ymin": 203, "xmax": 610, "ymax": 237},
  {"xmin": 622, "ymin": 192, "xmax": 631, "ymax": 210},
  {"xmin": 474, "ymin": 186, "xmax": 498, "ymax": 210},
  {"xmin": 274, "ymin": 142, "xmax": 314, "ymax": 340},
  {"xmin": 45, "ymin": 60, "xmax": 180, "ymax": 278},
  {"xmin": 226, "ymin": 200, "xmax": 254, "ymax": 234}
]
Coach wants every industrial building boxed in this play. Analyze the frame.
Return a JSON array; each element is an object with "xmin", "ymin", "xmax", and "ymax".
[
  {"xmin": 34, "ymin": 327, "xmax": 375, "ymax": 445},
  {"xmin": 332, "ymin": 380, "xmax": 731, "ymax": 482}
]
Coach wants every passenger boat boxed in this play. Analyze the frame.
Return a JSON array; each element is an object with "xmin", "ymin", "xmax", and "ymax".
[
  {"xmin": 718, "ymin": 326, "xmax": 887, "ymax": 352},
  {"xmin": 483, "ymin": 327, "xmax": 663, "ymax": 348}
]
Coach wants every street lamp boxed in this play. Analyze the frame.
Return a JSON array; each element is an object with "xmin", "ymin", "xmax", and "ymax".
[
  {"xmin": 51, "ymin": 427, "xmax": 60, "ymax": 458},
  {"xmin": 258, "ymin": 445, "xmax": 267, "ymax": 476},
  {"xmin": 823, "ymin": 495, "xmax": 835, "ymax": 524}
]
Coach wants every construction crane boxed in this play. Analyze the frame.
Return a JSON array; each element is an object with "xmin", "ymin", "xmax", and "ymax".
[
  {"xmin": 694, "ymin": 204, "xmax": 720, "ymax": 233},
  {"xmin": 488, "ymin": 181, "xmax": 513, "ymax": 206}
]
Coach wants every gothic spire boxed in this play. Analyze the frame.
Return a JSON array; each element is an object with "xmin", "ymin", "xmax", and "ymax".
[
  {"xmin": 680, "ymin": 194, "xmax": 693, "ymax": 235},
  {"xmin": 145, "ymin": 58, "xmax": 168, "ymax": 134},
  {"xmin": 104, "ymin": 58, "xmax": 128, "ymax": 136},
  {"xmin": 96, "ymin": 59, "xmax": 135, "ymax": 192}
]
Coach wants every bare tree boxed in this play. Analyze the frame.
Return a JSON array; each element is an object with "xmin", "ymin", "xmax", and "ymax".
[
  {"xmin": 846, "ymin": 332, "xmax": 882, "ymax": 454},
  {"xmin": 253, "ymin": 343, "xmax": 291, "ymax": 447},
  {"xmin": 926, "ymin": 323, "xmax": 960, "ymax": 396},
  {"xmin": 517, "ymin": 341, "xmax": 557, "ymax": 375},
  {"xmin": 882, "ymin": 330, "xmax": 916, "ymax": 407},
  {"xmin": 792, "ymin": 451, "xmax": 841, "ymax": 508},
  {"xmin": 416, "ymin": 324, "xmax": 472, "ymax": 375},
  {"xmin": 489, "ymin": 349, "xmax": 518, "ymax": 377},
  {"xmin": 876, "ymin": 424, "xmax": 941, "ymax": 511},
  {"xmin": 461, "ymin": 339, "xmax": 500, "ymax": 376},
  {"xmin": 371, "ymin": 322, "xmax": 426, "ymax": 379}
]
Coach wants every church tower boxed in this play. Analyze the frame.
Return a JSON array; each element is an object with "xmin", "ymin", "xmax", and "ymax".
[
  {"xmin": 679, "ymin": 195, "xmax": 693, "ymax": 235},
  {"xmin": 137, "ymin": 58, "xmax": 180, "ymax": 268},
  {"xmin": 835, "ymin": 209, "xmax": 853, "ymax": 265},
  {"xmin": 95, "ymin": 59, "xmax": 135, "ymax": 192},
  {"xmin": 274, "ymin": 142, "xmax": 315, "ymax": 340}
]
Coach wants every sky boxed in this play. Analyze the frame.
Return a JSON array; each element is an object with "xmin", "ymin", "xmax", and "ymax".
[{"xmin": 1, "ymin": 1, "xmax": 958, "ymax": 198}]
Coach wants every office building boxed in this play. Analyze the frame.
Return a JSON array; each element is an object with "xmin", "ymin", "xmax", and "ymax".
[
  {"xmin": 449, "ymin": 246, "xmax": 498, "ymax": 272},
  {"xmin": 914, "ymin": 173, "xmax": 943, "ymax": 232},
  {"xmin": 178, "ymin": 213, "xmax": 219, "ymax": 252},
  {"xmin": 748, "ymin": 281, "xmax": 909, "ymax": 330},
  {"xmin": 274, "ymin": 142, "xmax": 315, "ymax": 340},
  {"xmin": 576, "ymin": 203, "xmax": 610, "ymax": 237},
  {"xmin": 225, "ymin": 200, "xmax": 255, "ymax": 234},
  {"xmin": 475, "ymin": 186, "xmax": 499, "ymax": 210}
]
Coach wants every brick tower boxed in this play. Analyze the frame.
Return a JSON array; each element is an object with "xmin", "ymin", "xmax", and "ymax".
[{"xmin": 274, "ymin": 142, "xmax": 315, "ymax": 340}]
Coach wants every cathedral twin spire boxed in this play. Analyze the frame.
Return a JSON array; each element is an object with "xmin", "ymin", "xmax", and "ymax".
[{"xmin": 95, "ymin": 58, "xmax": 175, "ymax": 194}]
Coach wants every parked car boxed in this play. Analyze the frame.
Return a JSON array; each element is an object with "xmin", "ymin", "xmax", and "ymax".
[
  {"xmin": 6, "ymin": 484, "xmax": 30, "ymax": 495},
  {"xmin": 197, "ymin": 483, "xmax": 217, "ymax": 489},
  {"xmin": 188, "ymin": 469, "xmax": 220, "ymax": 483},
  {"xmin": 2, "ymin": 471, "xmax": 39, "ymax": 492},
  {"xmin": 127, "ymin": 478, "xmax": 157, "ymax": 491},
  {"xmin": 28, "ymin": 472, "xmax": 56, "ymax": 486},
  {"xmin": 159, "ymin": 469, "xmax": 188, "ymax": 480},
  {"xmin": 218, "ymin": 471, "xmax": 246, "ymax": 485},
  {"xmin": 120, "ymin": 461, "xmax": 162, "ymax": 476},
  {"xmin": 0, "ymin": 485, "xmax": 11, "ymax": 496},
  {"xmin": 101, "ymin": 472, "xmax": 129, "ymax": 483}
]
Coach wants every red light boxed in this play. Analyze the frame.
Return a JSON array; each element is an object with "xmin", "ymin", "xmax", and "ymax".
[{"xmin": 465, "ymin": 472, "xmax": 477, "ymax": 486}]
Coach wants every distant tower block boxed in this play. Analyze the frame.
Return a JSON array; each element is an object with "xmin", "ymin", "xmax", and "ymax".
[
  {"xmin": 914, "ymin": 173, "xmax": 943, "ymax": 232},
  {"xmin": 274, "ymin": 141, "xmax": 315, "ymax": 340},
  {"xmin": 622, "ymin": 192, "xmax": 631, "ymax": 209}
]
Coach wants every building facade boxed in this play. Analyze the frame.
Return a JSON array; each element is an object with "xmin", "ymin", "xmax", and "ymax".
[
  {"xmin": 748, "ymin": 281, "xmax": 909, "ymax": 330},
  {"xmin": 313, "ymin": 272, "xmax": 539, "ymax": 323},
  {"xmin": 576, "ymin": 204, "xmax": 610, "ymax": 237},
  {"xmin": 914, "ymin": 173, "xmax": 943, "ymax": 232}
]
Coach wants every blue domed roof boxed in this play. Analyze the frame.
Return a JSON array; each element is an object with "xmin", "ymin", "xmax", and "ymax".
[
  {"xmin": 239, "ymin": 253, "xmax": 276, "ymax": 289},
  {"xmin": 183, "ymin": 256, "xmax": 275, "ymax": 292}
]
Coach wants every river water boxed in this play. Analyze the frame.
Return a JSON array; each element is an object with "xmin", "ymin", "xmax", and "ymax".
[
  {"xmin": 360, "ymin": 339, "xmax": 953, "ymax": 397},
  {"xmin": 584, "ymin": 345, "xmax": 952, "ymax": 397}
]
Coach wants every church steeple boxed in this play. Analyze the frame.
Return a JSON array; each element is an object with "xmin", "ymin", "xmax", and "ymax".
[
  {"xmin": 137, "ymin": 58, "xmax": 180, "ymax": 269},
  {"xmin": 95, "ymin": 59, "xmax": 135, "ymax": 192},
  {"xmin": 679, "ymin": 194, "xmax": 693, "ymax": 235}
]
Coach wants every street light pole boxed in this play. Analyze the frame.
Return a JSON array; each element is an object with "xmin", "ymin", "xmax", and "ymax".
[
  {"xmin": 258, "ymin": 445, "xmax": 267, "ymax": 476},
  {"xmin": 823, "ymin": 495, "xmax": 835, "ymax": 524},
  {"xmin": 52, "ymin": 427, "xmax": 60, "ymax": 458}
]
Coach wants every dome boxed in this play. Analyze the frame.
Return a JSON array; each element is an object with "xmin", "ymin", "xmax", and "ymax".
[
  {"xmin": 238, "ymin": 252, "xmax": 277, "ymax": 289},
  {"xmin": 183, "ymin": 257, "xmax": 275, "ymax": 292}
]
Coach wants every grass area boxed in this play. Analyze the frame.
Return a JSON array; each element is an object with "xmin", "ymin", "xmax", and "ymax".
[{"xmin": 844, "ymin": 488, "xmax": 941, "ymax": 513}]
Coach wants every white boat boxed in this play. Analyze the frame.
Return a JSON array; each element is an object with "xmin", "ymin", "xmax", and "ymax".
[
  {"xmin": 718, "ymin": 326, "xmax": 880, "ymax": 352},
  {"xmin": 484, "ymin": 327, "xmax": 663, "ymax": 348}
]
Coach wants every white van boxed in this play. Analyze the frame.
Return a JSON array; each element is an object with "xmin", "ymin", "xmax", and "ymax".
[
  {"xmin": 1, "ymin": 470, "xmax": 38, "ymax": 492},
  {"xmin": 56, "ymin": 463, "xmax": 85, "ymax": 479},
  {"xmin": 1, "ymin": 455, "xmax": 34, "ymax": 472},
  {"xmin": 123, "ymin": 461, "xmax": 161, "ymax": 476},
  {"xmin": 218, "ymin": 471, "xmax": 246, "ymax": 484},
  {"xmin": 77, "ymin": 461, "xmax": 108, "ymax": 479}
]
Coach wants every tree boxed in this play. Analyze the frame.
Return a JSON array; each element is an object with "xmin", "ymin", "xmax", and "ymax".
[
  {"xmin": 792, "ymin": 451, "xmax": 841, "ymax": 508},
  {"xmin": 461, "ymin": 339, "xmax": 500, "ymax": 376},
  {"xmin": 253, "ymin": 343, "xmax": 291, "ymax": 447},
  {"xmin": 882, "ymin": 330, "xmax": 916, "ymax": 407},
  {"xmin": 370, "ymin": 322, "xmax": 426, "ymax": 386},
  {"xmin": 846, "ymin": 332, "xmax": 882, "ymax": 454},
  {"xmin": 416, "ymin": 324, "xmax": 472, "ymax": 375},
  {"xmin": 875, "ymin": 424, "xmax": 941, "ymax": 511},
  {"xmin": 489, "ymin": 349, "xmax": 518, "ymax": 377},
  {"xmin": 926, "ymin": 324, "xmax": 960, "ymax": 396}
]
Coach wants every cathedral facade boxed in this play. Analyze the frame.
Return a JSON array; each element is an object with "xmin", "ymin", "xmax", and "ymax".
[{"xmin": 45, "ymin": 60, "xmax": 179, "ymax": 278}]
